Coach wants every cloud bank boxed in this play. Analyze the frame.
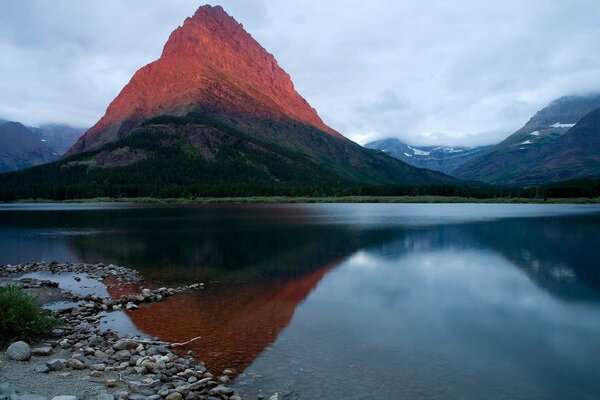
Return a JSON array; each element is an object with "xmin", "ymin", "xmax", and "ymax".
[{"xmin": 1, "ymin": 0, "xmax": 599, "ymax": 146}]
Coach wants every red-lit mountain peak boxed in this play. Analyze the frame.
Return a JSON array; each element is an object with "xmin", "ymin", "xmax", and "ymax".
[{"xmin": 67, "ymin": 5, "xmax": 341, "ymax": 155}]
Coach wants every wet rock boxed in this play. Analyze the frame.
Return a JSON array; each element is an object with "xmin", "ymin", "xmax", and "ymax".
[
  {"xmin": 6, "ymin": 341, "xmax": 31, "ymax": 361},
  {"xmin": 97, "ymin": 395, "xmax": 114, "ymax": 400},
  {"xmin": 90, "ymin": 370, "xmax": 104, "ymax": 378},
  {"xmin": 31, "ymin": 346, "xmax": 53, "ymax": 356},
  {"xmin": 50, "ymin": 397, "xmax": 78, "ymax": 400}
]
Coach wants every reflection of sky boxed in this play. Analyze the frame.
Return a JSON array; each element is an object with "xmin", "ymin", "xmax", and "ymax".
[
  {"xmin": 235, "ymin": 249, "xmax": 600, "ymax": 400},
  {"xmin": 291, "ymin": 203, "xmax": 600, "ymax": 227}
]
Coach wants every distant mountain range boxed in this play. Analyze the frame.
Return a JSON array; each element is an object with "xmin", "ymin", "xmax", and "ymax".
[
  {"xmin": 0, "ymin": 5, "xmax": 454, "ymax": 200},
  {"xmin": 28, "ymin": 124, "xmax": 86, "ymax": 155},
  {"xmin": 364, "ymin": 139, "xmax": 491, "ymax": 175},
  {"xmin": 454, "ymin": 94, "xmax": 600, "ymax": 185},
  {"xmin": 0, "ymin": 118, "xmax": 85, "ymax": 173},
  {"xmin": 0, "ymin": 122, "xmax": 59, "ymax": 173}
]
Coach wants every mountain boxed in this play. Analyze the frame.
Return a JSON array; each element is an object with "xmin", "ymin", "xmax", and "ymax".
[
  {"xmin": 506, "ymin": 108, "xmax": 600, "ymax": 185},
  {"xmin": 28, "ymin": 124, "xmax": 85, "ymax": 155},
  {"xmin": 364, "ymin": 138, "xmax": 491, "ymax": 175},
  {"xmin": 454, "ymin": 94, "xmax": 600, "ymax": 185},
  {"xmin": 66, "ymin": 5, "xmax": 343, "ymax": 156},
  {"xmin": 0, "ymin": 122, "xmax": 59, "ymax": 173},
  {"xmin": 0, "ymin": 5, "xmax": 455, "ymax": 200}
]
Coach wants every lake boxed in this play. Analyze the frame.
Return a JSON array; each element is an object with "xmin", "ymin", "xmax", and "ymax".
[{"xmin": 1, "ymin": 203, "xmax": 600, "ymax": 399}]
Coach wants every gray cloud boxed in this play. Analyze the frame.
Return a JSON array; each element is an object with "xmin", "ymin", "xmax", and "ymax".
[{"xmin": 1, "ymin": 0, "xmax": 599, "ymax": 146}]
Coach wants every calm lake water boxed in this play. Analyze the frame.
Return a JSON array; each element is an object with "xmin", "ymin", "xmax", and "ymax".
[{"xmin": 1, "ymin": 203, "xmax": 600, "ymax": 399}]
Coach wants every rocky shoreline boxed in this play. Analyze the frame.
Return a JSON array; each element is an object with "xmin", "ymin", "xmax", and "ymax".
[{"xmin": 0, "ymin": 262, "xmax": 242, "ymax": 400}]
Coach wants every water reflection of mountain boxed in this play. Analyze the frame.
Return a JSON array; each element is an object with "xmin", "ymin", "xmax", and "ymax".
[
  {"xmin": 111, "ymin": 263, "xmax": 337, "ymax": 375},
  {"xmin": 370, "ymin": 215, "xmax": 600, "ymax": 302}
]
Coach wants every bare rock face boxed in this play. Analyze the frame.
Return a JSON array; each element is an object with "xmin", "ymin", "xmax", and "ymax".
[{"xmin": 67, "ymin": 5, "xmax": 341, "ymax": 156}]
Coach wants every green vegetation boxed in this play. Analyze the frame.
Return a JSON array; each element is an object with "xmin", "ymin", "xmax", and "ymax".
[{"xmin": 0, "ymin": 285, "xmax": 61, "ymax": 346}]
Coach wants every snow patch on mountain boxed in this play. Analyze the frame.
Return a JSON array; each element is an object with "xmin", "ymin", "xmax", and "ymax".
[
  {"xmin": 550, "ymin": 122, "xmax": 576, "ymax": 128},
  {"xmin": 408, "ymin": 146, "xmax": 430, "ymax": 156}
]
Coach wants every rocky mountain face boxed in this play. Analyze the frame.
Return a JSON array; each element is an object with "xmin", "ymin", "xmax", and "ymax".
[
  {"xmin": 67, "ymin": 5, "xmax": 342, "ymax": 156},
  {"xmin": 29, "ymin": 124, "xmax": 85, "ymax": 155},
  {"xmin": 364, "ymin": 138, "xmax": 491, "ymax": 176},
  {"xmin": 0, "ymin": 122, "xmax": 59, "ymax": 173},
  {"xmin": 454, "ymin": 94, "xmax": 600, "ymax": 185},
  {"xmin": 505, "ymin": 108, "xmax": 600, "ymax": 185},
  {"xmin": 41, "ymin": 4, "xmax": 454, "ymax": 192}
]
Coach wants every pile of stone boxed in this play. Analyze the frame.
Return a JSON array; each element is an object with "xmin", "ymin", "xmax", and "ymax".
[{"xmin": 1, "ymin": 263, "xmax": 240, "ymax": 400}]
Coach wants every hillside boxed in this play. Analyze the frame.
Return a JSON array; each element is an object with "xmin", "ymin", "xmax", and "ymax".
[
  {"xmin": 454, "ymin": 94, "xmax": 600, "ymax": 185},
  {"xmin": 0, "ymin": 122, "xmax": 59, "ymax": 173}
]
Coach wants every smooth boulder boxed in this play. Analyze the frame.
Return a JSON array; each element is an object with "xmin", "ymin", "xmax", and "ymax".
[{"xmin": 6, "ymin": 341, "xmax": 31, "ymax": 361}]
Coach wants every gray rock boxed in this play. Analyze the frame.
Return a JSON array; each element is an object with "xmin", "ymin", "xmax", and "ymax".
[
  {"xmin": 90, "ymin": 364, "xmax": 106, "ymax": 371},
  {"xmin": 111, "ymin": 350, "xmax": 131, "ymax": 361},
  {"xmin": 34, "ymin": 363, "xmax": 50, "ymax": 373},
  {"xmin": 269, "ymin": 393, "xmax": 282, "ymax": 400},
  {"xmin": 50, "ymin": 397, "xmax": 78, "ymax": 400},
  {"xmin": 127, "ymin": 381, "xmax": 151, "ymax": 394},
  {"xmin": 113, "ymin": 392, "xmax": 128, "ymax": 400},
  {"xmin": 0, "ymin": 383, "xmax": 16, "ymax": 396},
  {"xmin": 112, "ymin": 340, "xmax": 137, "ymax": 351},
  {"xmin": 97, "ymin": 395, "xmax": 114, "ymax": 400},
  {"xmin": 127, "ymin": 396, "xmax": 147, "ymax": 400},
  {"xmin": 46, "ymin": 358, "xmax": 66, "ymax": 371},
  {"xmin": 208, "ymin": 386, "xmax": 234, "ymax": 396},
  {"xmin": 67, "ymin": 358, "xmax": 85, "ymax": 370},
  {"xmin": 6, "ymin": 341, "xmax": 31, "ymax": 361},
  {"xmin": 31, "ymin": 346, "xmax": 53, "ymax": 356},
  {"xmin": 19, "ymin": 395, "xmax": 49, "ymax": 400}
]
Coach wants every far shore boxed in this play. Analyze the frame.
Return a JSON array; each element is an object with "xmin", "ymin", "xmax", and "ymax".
[{"xmin": 6, "ymin": 196, "xmax": 600, "ymax": 205}]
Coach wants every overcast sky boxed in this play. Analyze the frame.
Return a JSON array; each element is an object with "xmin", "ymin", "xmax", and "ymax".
[{"xmin": 1, "ymin": 0, "xmax": 600, "ymax": 146}]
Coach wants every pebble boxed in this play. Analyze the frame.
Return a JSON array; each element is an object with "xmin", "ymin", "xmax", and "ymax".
[{"xmin": 1, "ymin": 262, "xmax": 237, "ymax": 400}]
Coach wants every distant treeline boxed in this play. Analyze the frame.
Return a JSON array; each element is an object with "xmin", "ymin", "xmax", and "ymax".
[{"xmin": 0, "ymin": 173, "xmax": 598, "ymax": 202}]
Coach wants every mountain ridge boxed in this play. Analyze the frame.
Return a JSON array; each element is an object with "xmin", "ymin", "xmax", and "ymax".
[
  {"xmin": 66, "ymin": 5, "xmax": 342, "ymax": 157},
  {"xmin": 454, "ymin": 94, "xmax": 600, "ymax": 185},
  {"xmin": 364, "ymin": 138, "xmax": 492, "ymax": 175},
  {"xmin": 0, "ymin": 121, "xmax": 59, "ymax": 173}
]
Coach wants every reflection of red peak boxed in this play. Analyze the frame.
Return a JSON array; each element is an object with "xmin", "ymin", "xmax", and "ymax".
[
  {"xmin": 67, "ymin": 5, "xmax": 341, "ymax": 156},
  {"xmin": 120, "ymin": 262, "xmax": 336, "ymax": 375}
]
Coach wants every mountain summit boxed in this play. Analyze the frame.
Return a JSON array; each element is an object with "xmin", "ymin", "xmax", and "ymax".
[
  {"xmin": 68, "ymin": 5, "xmax": 341, "ymax": 156},
  {"xmin": 0, "ymin": 5, "xmax": 454, "ymax": 200}
]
